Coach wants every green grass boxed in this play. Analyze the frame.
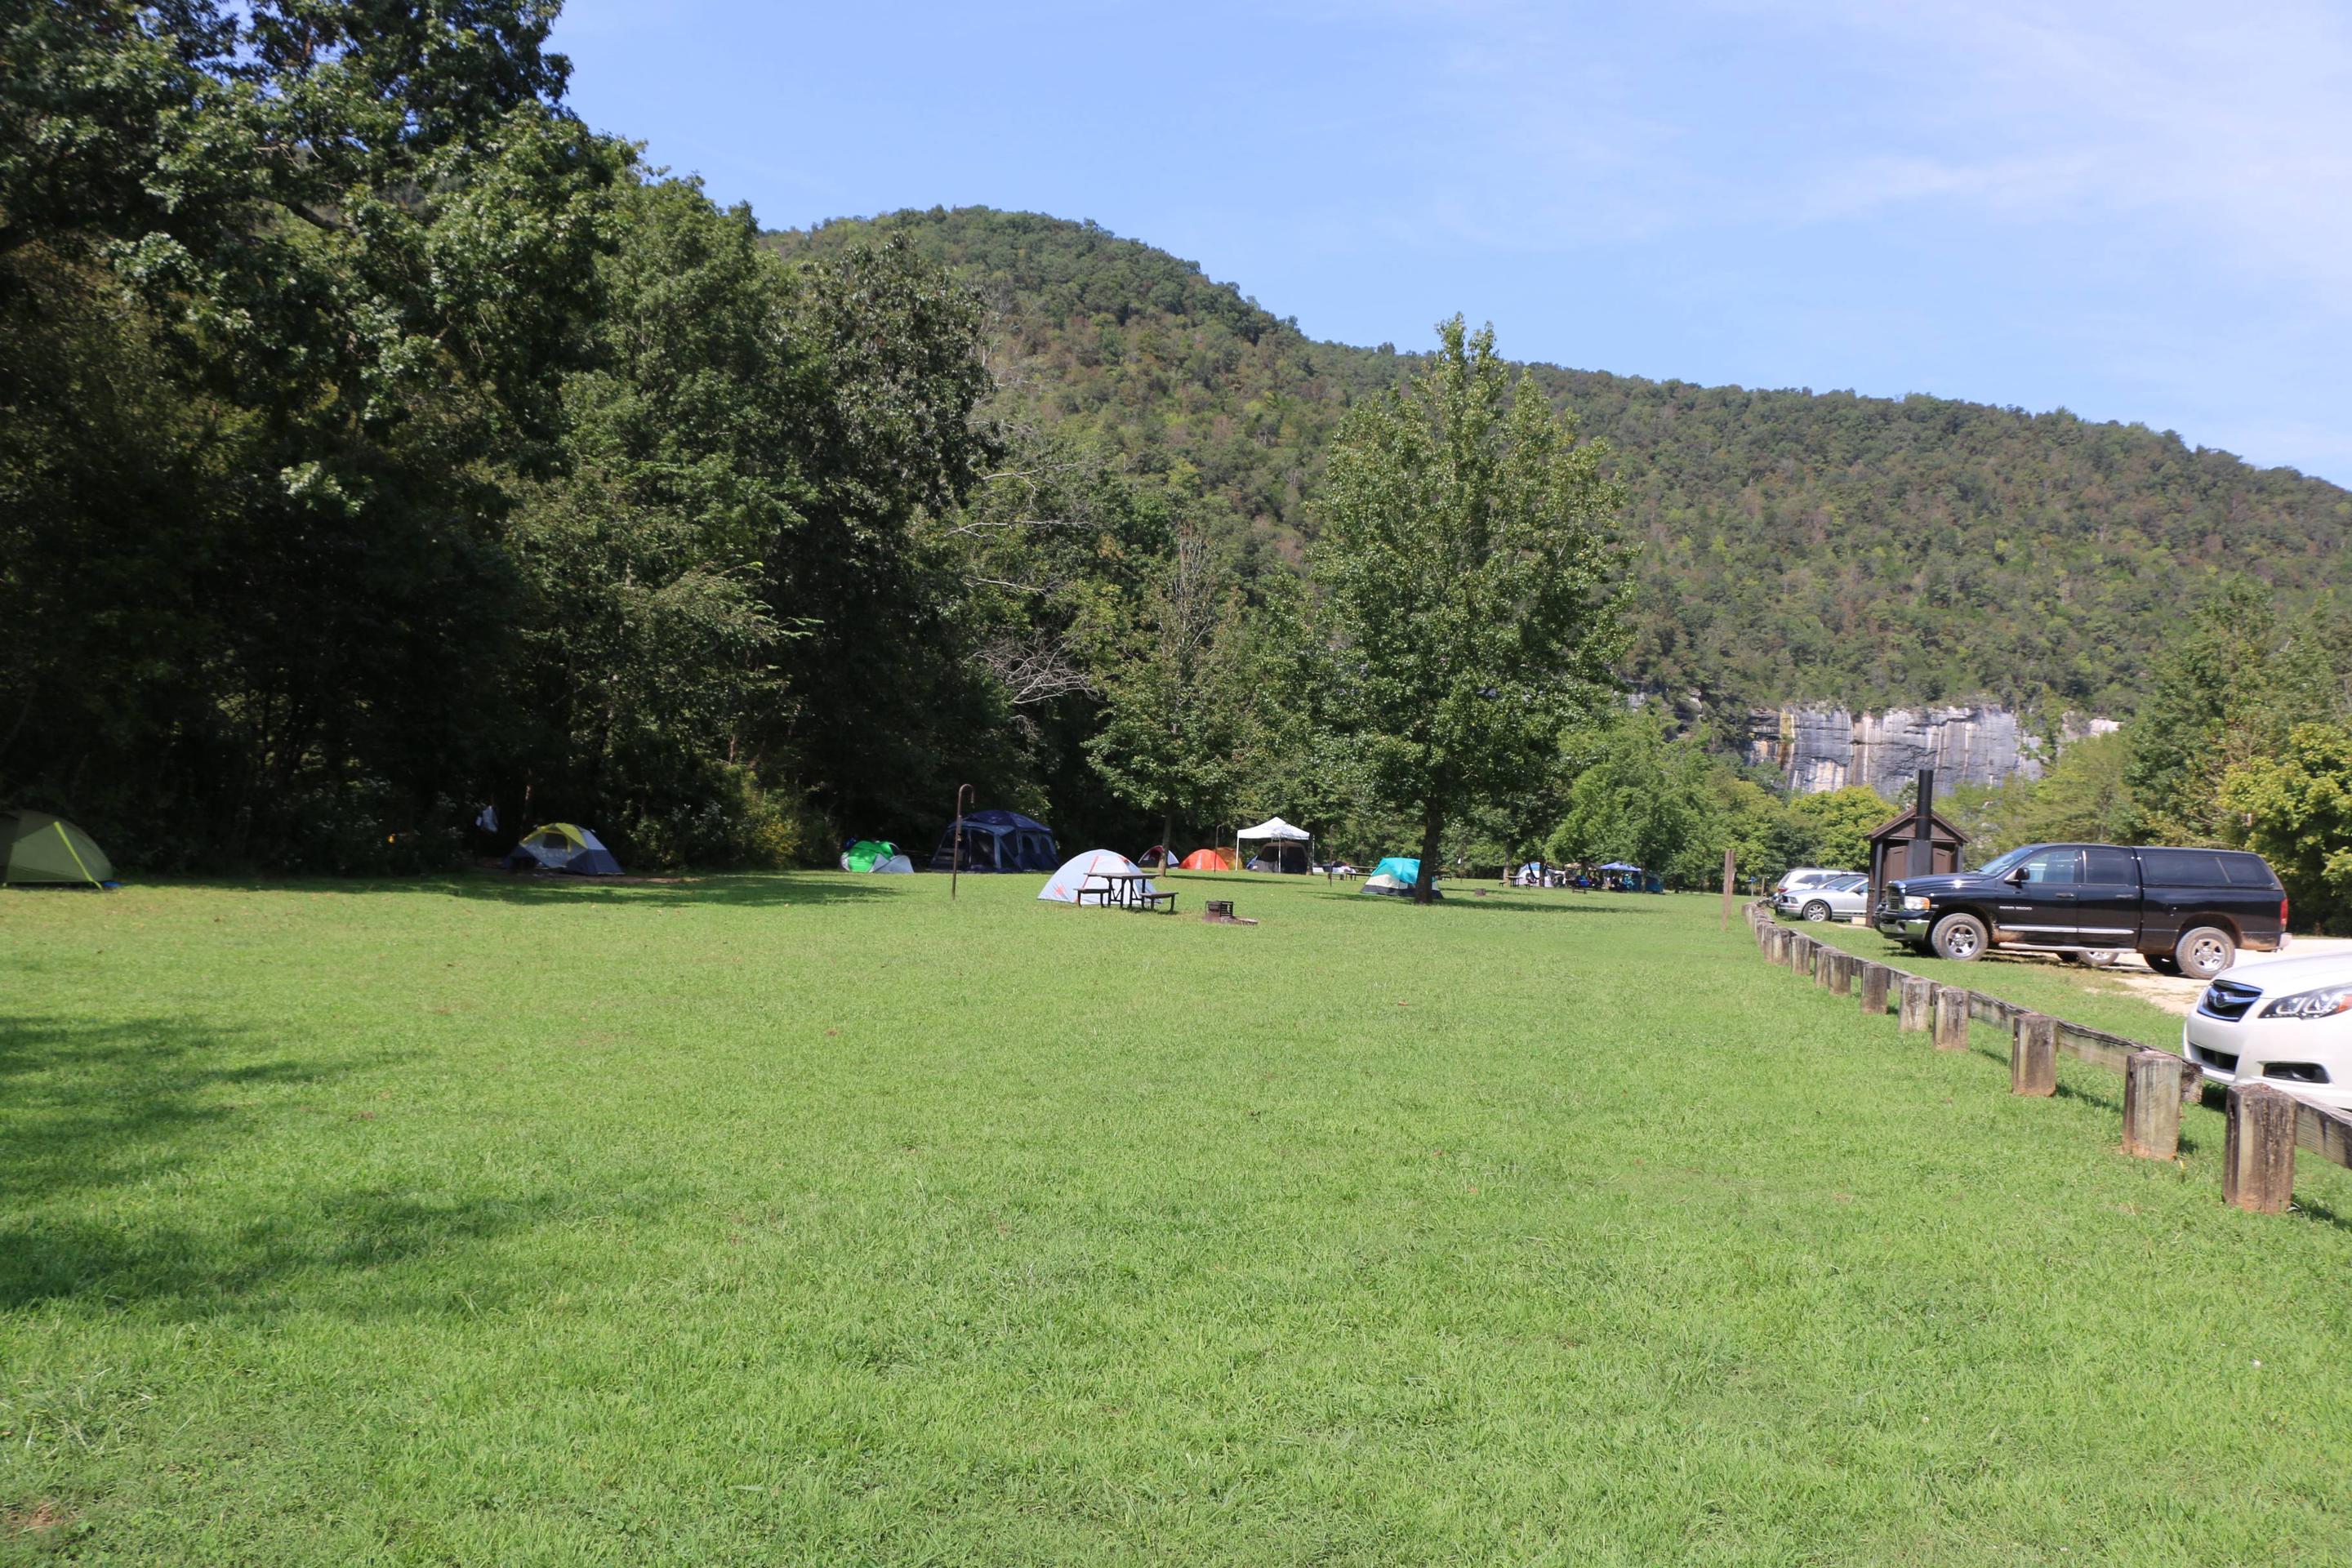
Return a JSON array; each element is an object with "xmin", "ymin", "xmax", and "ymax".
[
  {"xmin": 7, "ymin": 873, "xmax": 2352, "ymax": 1565},
  {"xmin": 1793, "ymin": 917, "xmax": 2194, "ymax": 1048}
]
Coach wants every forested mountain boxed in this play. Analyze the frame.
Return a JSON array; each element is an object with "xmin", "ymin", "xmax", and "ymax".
[{"xmin": 768, "ymin": 207, "xmax": 2352, "ymax": 728}]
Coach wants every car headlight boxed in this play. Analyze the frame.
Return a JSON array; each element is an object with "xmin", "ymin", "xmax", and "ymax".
[
  {"xmin": 1900, "ymin": 895, "xmax": 1931, "ymax": 911},
  {"xmin": 2260, "ymin": 986, "xmax": 2352, "ymax": 1021}
]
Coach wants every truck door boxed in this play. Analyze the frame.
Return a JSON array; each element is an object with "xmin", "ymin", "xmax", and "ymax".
[
  {"xmin": 1997, "ymin": 847, "xmax": 2083, "ymax": 944},
  {"xmin": 2073, "ymin": 845, "xmax": 2140, "ymax": 951}
]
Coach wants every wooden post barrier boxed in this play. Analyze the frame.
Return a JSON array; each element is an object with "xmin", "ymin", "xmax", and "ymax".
[
  {"xmin": 1827, "ymin": 952, "xmax": 1855, "ymax": 996},
  {"xmin": 1788, "ymin": 934, "xmax": 1814, "ymax": 975},
  {"xmin": 1815, "ymin": 947, "xmax": 1840, "ymax": 991},
  {"xmin": 2011, "ymin": 1013, "xmax": 2058, "ymax": 1096},
  {"xmin": 1768, "ymin": 927, "xmax": 1790, "ymax": 964},
  {"xmin": 1897, "ymin": 976, "xmax": 1934, "ymax": 1032},
  {"xmin": 1933, "ymin": 986, "xmax": 1971, "ymax": 1051},
  {"xmin": 2123, "ymin": 1050, "xmax": 2186, "ymax": 1158},
  {"xmin": 2225, "ymin": 1083, "xmax": 2298, "ymax": 1214},
  {"xmin": 1860, "ymin": 963, "xmax": 1892, "ymax": 1015}
]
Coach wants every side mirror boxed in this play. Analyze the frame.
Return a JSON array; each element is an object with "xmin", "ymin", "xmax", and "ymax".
[{"xmin": 2004, "ymin": 866, "xmax": 2029, "ymax": 885}]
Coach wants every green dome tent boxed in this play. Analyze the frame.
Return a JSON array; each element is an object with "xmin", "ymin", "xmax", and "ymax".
[{"xmin": 2, "ymin": 810, "xmax": 115, "ymax": 887}]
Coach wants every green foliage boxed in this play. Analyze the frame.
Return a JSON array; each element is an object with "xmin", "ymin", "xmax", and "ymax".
[
  {"xmin": 1316, "ymin": 318, "xmax": 1624, "ymax": 901},
  {"xmin": 770, "ymin": 207, "xmax": 2352, "ymax": 724},
  {"xmin": 1787, "ymin": 786, "xmax": 1890, "ymax": 871},
  {"xmin": 2217, "ymin": 724, "xmax": 2352, "ymax": 932},
  {"xmin": 1550, "ymin": 712, "xmax": 1722, "ymax": 884}
]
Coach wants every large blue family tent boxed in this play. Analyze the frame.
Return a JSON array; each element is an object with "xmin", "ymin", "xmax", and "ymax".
[{"xmin": 929, "ymin": 809, "xmax": 1057, "ymax": 873}]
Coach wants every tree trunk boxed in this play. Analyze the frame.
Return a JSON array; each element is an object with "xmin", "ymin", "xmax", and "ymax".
[
  {"xmin": 1162, "ymin": 808, "xmax": 1174, "ymax": 864},
  {"xmin": 1414, "ymin": 803, "xmax": 1443, "ymax": 906}
]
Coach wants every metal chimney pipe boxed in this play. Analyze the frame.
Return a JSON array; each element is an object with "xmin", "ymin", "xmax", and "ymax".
[{"xmin": 1908, "ymin": 767, "xmax": 1936, "ymax": 878}]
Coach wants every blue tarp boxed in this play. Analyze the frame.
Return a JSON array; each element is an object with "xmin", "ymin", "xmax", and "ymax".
[
  {"xmin": 1372, "ymin": 856, "xmax": 1422, "ymax": 885},
  {"xmin": 1597, "ymin": 861, "xmax": 1642, "ymax": 872}
]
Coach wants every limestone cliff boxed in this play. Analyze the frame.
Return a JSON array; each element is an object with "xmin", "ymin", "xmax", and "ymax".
[{"xmin": 1744, "ymin": 704, "xmax": 2114, "ymax": 797}]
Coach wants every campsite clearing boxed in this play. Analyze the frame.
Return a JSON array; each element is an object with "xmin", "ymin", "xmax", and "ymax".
[{"xmin": 7, "ymin": 875, "xmax": 2352, "ymax": 1564}]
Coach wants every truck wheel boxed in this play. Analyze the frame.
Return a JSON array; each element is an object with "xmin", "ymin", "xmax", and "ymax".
[
  {"xmin": 2062, "ymin": 950, "xmax": 2120, "ymax": 969},
  {"xmin": 2145, "ymin": 955, "xmax": 2182, "ymax": 976},
  {"xmin": 1931, "ymin": 913, "xmax": 1989, "ymax": 962},
  {"xmin": 1802, "ymin": 900, "xmax": 1832, "ymax": 923},
  {"xmin": 2176, "ymin": 926, "xmax": 2236, "ymax": 980}
]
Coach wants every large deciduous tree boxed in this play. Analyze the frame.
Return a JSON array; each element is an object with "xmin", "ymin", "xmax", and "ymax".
[{"xmin": 1315, "ymin": 318, "xmax": 1624, "ymax": 902}]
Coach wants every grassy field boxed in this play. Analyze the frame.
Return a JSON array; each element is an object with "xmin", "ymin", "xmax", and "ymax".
[{"xmin": 7, "ymin": 873, "xmax": 2352, "ymax": 1565}]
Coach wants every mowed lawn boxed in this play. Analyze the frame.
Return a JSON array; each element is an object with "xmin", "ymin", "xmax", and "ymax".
[{"xmin": 7, "ymin": 875, "xmax": 2352, "ymax": 1565}]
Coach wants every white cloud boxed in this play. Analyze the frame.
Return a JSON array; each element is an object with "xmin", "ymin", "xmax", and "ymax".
[{"xmin": 1771, "ymin": 0, "xmax": 2352, "ymax": 307}]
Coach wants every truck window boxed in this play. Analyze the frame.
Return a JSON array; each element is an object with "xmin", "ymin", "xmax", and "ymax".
[
  {"xmin": 2221, "ymin": 853, "xmax": 2281, "ymax": 889},
  {"xmin": 2139, "ymin": 848, "xmax": 2231, "ymax": 887},
  {"xmin": 2015, "ymin": 849, "xmax": 2082, "ymax": 885},
  {"xmin": 2082, "ymin": 847, "xmax": 2136, "ymax": 882}
]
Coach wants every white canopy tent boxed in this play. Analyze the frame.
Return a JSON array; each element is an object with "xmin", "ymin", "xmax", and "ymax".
[{"xmin": 1236, "ymin": 816, "xmax": 1313, "ymax": 874}]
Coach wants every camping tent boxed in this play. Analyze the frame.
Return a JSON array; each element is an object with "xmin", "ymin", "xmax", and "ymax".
[
  {"xmin": 929, "ymin": 809, "xmax": 1056, "ymax": 873},
  {"xmin": 1178, "ymin": 848, "xmax": 1232, "ymax": 871},
  {"xmin": 841, "ymin": 839, "xmax": 913, "ymax": 873},
  {"xmin": 1037, "ymin": 849, "xmax": 1152, "ymax": 903},
  {"xmin": 504, "ymin": 822, "xmax": 624, "ymax": 876},
  {"xmin": 1, "ymin": 810, "xmax": 114, "ymax": 887},
  {"xmin": 1362, "ymin": 856, "xmax": 1441, "ymax": 899},
  {"xmin": 1134, "ymin": 844, "xmax": 1178, "ymax": 869},
  {"xmin": 1236, "ymin": 816, "xmax": 1312, "ymax": 874},
  {"xmin": 1372, "ymin": 856, "xmax": 1423, "ymax": 885}
]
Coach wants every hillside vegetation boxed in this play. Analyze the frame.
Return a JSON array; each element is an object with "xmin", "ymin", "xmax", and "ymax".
[{"xmin": 768, "ymin": 207, "xmax": 2352, "ymax": 724}]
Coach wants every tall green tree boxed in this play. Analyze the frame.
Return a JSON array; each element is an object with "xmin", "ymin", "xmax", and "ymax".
[
  {"xmin": 1315, "ymin": 318, "xmax": 1624, "ymax": 902},
  {"xmin": 2217, "ymin": 724, "xmax": 2352, "ymax": 932},
  {"xmin": 1084, "ymin": 522, "xmax": 1250, "ymax": 853}
]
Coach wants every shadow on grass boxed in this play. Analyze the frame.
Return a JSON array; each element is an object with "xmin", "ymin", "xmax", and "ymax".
[
  {"xmin": 0, "ymin": 1013, "xmax": 345, "ymax": 1208},
  {"xmin": 157, "ymin": 871, "xmax": 902, "ymax": 909},
  {"xmin": 0, "ymin": 1011, "xmax": 653, "ymax": 1316}
]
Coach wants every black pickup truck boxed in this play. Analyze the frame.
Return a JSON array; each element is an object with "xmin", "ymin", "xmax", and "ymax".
[{"xmin": 1875, "ymin": 842, "xmax": 2287, "ymax": 979}]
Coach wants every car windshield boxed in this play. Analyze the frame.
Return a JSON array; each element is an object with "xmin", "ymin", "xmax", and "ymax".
[{"xmin": 1975, "ymin": 846, "xmax": 2036, "ymax": 878}]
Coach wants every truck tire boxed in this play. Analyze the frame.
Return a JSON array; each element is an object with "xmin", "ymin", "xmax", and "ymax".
[
  {"xmin": 1931, "ymin": 912, "xmax": 1989, "ymax": 962},
  {"xmin": 1801, "ymin": 899, "xmax": 1833, "ymax": 923},
  {"xmin": 2145, "ymin": 954, "xmax": 2182, "ymax": 976},
  {"xmin": 2176, "ymin": 926, "xmax": 2237, "ymax": 981}
]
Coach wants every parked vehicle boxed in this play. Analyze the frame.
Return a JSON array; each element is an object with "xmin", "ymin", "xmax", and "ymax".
[
  {"xmin": 2182, "ymin": 953, "xmax": 2352, "ymax": 1110},
  {"xmin": 1877, "ymin": 843, "xmax": 2287, "ymax": 978},
  {"xmin": 1775, "ymin": 873, "xmax": 1869, "ymax": 923},
  {"xmin": 1773, "ymin": 866, "xmax": 1854, "ymax": 896}
]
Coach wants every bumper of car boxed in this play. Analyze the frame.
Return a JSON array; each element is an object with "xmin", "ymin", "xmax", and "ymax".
[{"xmin": 1876, "ymin": 915, "xmax": 1929, "ymax": 941}]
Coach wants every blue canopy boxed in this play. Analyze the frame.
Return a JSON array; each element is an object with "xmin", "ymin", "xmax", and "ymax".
[
  {"xmin": 1597, "ymin": 861, "xmax": 1642, "ymax": 872},
  {"xmin": 1372, "ymin": 856, "xmax": 1422, "ymax": 885}
]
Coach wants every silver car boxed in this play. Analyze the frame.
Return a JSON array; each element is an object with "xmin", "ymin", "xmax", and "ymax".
[{"xmin": 1776, "ymin": 873, "xmax": 1869, "ymax": 923}]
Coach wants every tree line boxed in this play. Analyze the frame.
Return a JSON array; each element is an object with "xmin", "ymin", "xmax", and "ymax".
[{"xmin": 7, "ymin": 4, "xmax": 2345, "ymax": 928}]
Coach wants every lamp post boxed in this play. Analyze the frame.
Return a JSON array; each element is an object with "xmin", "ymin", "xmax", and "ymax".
[{"xmin": 951, "ymin": 783, "xmax": 973, "ymax": 902}]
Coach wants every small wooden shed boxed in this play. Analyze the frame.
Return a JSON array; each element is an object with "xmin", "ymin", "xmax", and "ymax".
[{"xmin": 1867, "ymin": 803, "xmax": 1967, "ymax": 908}]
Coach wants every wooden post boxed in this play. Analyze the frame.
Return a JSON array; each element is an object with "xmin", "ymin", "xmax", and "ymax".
[
  {"xmin": 1721, "ymin": 848, "xmax": 1735, "ymax": 932},
  {"xmin": 1898, "ymin": 976, "xmax": 1934, "ymax": 1032},
  {"xmin": 1933, "ymin": 986, "xmax": 1971, "ymax": 1051},
  {"xmin": 2011, "ymin": 1013, "xmax": 2057, "ymax": 1095},
  {"xmin": 1786, "ymin": 932, "xmax": 1808, "ymax": 972},
  {"xmin": 1815, "ymin": 947, "xmax": 1838, "ymax": 989},
  {"xmin": 2224, "ymin": 1083, "xmax": 2297, "ymax": 1214},
  {"xmin": 2123, "ymin": 1050, "xmax": 2185, "ymax": 1159},
  {"xmin": 1860, "ymin": 963, "xmax": 1891, "ymax": 1015}
]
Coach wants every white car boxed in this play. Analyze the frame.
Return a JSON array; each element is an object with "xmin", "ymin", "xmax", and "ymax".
[
  {"xmin": 1774, "ymin": 866, "xmax": 1855, "ymax": 896},
  {"xmin": 2183, "ymin": 953, "xmax": 2352, "ymax": 1110},
  {"xmin": 1775, "ymin": 873, "xmax": 1869, "ymax": 923}
]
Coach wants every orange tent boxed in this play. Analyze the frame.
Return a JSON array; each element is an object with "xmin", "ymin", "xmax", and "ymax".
[{"xmin": 1178, "ymin": 848, "xmax": 1232, "ymax": 871}]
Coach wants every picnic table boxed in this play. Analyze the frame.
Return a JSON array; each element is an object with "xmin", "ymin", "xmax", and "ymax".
[{"xmin": 1076, "ymin": 870, "xmax": 1178, "ymax": 914}]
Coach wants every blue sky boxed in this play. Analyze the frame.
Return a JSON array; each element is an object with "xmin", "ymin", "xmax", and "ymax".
[{"xmin": 552, "ymin": 0, "xmax": 2351, "ymax": 483}]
